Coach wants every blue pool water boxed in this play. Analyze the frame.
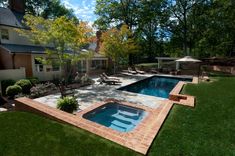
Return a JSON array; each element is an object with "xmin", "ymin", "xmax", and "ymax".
[
  {"xmin": 118, "ymin": 76, "xmax": 192, "ymax": 98},
  {"xmin": 83, "ymin": 102, "xmax": 147, "ymax": 132}
]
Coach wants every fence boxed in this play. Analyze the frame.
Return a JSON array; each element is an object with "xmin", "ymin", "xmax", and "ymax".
[
  {"xmin": 206, "ymin": 65, "xmax": 235, "ymax": 75},
  {"xmin": 0, "ymin": 67, "xmax": 26, "ymax": 81}
]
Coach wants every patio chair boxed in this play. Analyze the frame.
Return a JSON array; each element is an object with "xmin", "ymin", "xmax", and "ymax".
[
  {"xmin": 150, "ymin": 68, "xmax": 159, "ymax": 74},
  {"xmin": 99, "ymin": 75, "xmax": 122, "ymax": 85},
  {"xmin": 134, "ymin": 67, "xmax": 145, "ymax": 74},
  {"xmin": 128, "ymin": 67, "xmax": 138, "ymax": 74},
  {"xmin": 102, "ymin": 73, "xmax": 121, "ymax": 81},
  {"xmin": 170, "ymin": 69, "xmax": 179, "ymax": 75},
  {"xmin": 58, "ymin": 84, "xmax": 76, "ymax": 97}
]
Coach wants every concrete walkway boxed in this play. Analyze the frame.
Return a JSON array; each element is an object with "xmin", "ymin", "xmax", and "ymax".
[{"xmin": 35, "ymin": 74, "xmax": 167, "ymax": 111}]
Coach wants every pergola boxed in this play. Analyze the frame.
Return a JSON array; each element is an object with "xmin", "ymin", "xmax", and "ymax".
[
  {"xmin": 175, "ymin": 56, "xmax": 202, "ymax": 77},
  {"xmin": 155, "ymin": 57, "xmax": 179, "ymax": 69}
]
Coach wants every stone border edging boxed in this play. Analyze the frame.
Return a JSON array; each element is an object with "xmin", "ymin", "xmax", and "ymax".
[{"xmin": 14, "ymin": 97, "xmax": 174, "ymax": 155}]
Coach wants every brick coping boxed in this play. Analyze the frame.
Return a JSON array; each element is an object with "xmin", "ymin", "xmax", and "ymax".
[
  {"xmin": 15, "ymin": 97, "xmax": 173, "ymax": 155},
  {"xmin": 14, "ymin": 76, "xmax": 198, "ymax": 155},
  {"xmin": 169, "ymin": 77, "xmax": 198, "ymax": 107}
]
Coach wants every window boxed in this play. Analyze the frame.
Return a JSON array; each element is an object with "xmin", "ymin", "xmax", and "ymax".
[
  {"xmin": 1, "ymin": 29, "xmax": 9, "ymax": 40},
  {"xmin": 91, "ymin": 60, "xmax": 107, "ymax": 70},
  {"xmin": 34, "ymin": 58, "xmax": 43, "ymax": 72},
  {"xmin": 78, "ymin": 60, "xmax": 86, "ymax": 72}
]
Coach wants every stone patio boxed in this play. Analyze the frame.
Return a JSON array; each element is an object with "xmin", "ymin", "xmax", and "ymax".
[
  {"xmin": 35, "ymin": 74, "xmax": 168, "ymax": 110},
  {"xmin": 15, "ymin": 73, "xmax": 197, "ymax": 155}
]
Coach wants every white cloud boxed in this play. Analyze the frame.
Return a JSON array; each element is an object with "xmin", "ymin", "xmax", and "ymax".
[{"xmin": 62, "ymin": 0, "xmax": 97, "ymax": 23}]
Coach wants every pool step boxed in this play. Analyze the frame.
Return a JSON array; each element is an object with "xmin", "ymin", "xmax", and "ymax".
[
  {"xmin": 118, "ymin": 110, "xmax": 139, "ymax": 117},
  {"xmin": 111, "ymin": 120, "xmax": 132, "ymax": 132},
  {"xmin": 112, "ymin": 113, "xmax": 136, "ymax": 124}
]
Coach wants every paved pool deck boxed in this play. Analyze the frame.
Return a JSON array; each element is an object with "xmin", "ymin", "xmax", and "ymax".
[
  {"xmin": 35, "ymin": 74, "xmax": 169, "ymax": 110},
  {"xmin": 15, "ymin": 73, "xmax": 197, "ymax": 155}
]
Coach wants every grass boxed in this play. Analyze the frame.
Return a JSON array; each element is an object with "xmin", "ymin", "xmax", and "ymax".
[
  {"xmin": 0, "ymin": 77, "xmax": 235, "ymax": 155},
  {"xmin": 0, "ymin": 111, "xmax": 138, "ymax": 156},
  {"xmin": 148, "ymin": 77, "xmax": 235, "ymax": 155}
]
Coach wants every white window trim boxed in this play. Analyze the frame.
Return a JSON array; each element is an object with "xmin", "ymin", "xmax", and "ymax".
[{"xmin": 1, "ymin": 29, "xmax": 9, "ymax": 40}]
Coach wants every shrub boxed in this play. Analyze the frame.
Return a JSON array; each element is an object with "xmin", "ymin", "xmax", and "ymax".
[
  {"xmin": 15, "ymin": 79, "xmax": 32, "ymax": 94},
  {"xmin": 1, "ymin": 79, "xmax": 16, "ymax": 95},
  {"xmin": 27, "ymin": 77, "xmax": 39, "ymax": 85},
  {"xmin": 57, "ymin": 96, "xmax": 78, "ymax": 113},
  {"xmin": 6, "ymin": 85, "xmax": 22, "ymax": 98},
  {"xmin": 30, "ymin": 82, "xmax": 57, "ymax": 98}
]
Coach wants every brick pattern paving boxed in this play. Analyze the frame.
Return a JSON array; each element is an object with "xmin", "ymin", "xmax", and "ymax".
[
  {"xmin": 169, "ymin": 77, "xmax": 198, "ymax": 107},
  {"xmin": 15, "ymin": 97, "xmax": 173, "ymax": 155},
  {"xmin": 14, "ymin": 76, "xmax": 198, "ymax": 155}
]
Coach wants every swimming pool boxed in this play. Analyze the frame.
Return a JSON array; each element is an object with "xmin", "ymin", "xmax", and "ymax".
[
  {"xmin": 118, "ymin": 76, "xmax": 192, "ymax": 98},
  {"xmin": 83, "ymin": 102, "xmax": 147, "ymax": 132}
]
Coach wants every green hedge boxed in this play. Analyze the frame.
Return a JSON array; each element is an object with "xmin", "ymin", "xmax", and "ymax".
[
  {"xmin": 1, "ymin": 79, "xmax": 16, "ymax": 95},
  {"xmin": 26, "ymin": 77, "xmax": 39, "ymax": 85},
  {"xmin": 15, "ymin": 79, "xmax": 32, "ymax": 94},
  {"xmin": 6, "ymin": 85, "xmax": 22, "ymax": 98}
]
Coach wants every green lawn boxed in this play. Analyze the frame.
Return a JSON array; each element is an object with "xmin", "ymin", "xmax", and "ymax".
[
  {"xmin": 0, "ymin": 112, "xmax": 138, "ymax": 156},
  {"xmin": 0, "ymin": 77, "xmax": 235, "ymax": 155},
  {"xmin": 148, "ymin": 77, "xmax": 235, "ymax": 155}
]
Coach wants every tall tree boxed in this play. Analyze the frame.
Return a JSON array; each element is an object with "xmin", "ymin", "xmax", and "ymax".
[
  {"xmin": 94, "ymin": 0, "xmax": 139, "ymax": 30},
  {"xmin": 195, "ymin": 0, "xmax": 235, "ymax": 57},
  {"xmin": 95, "ymin": 0, "xmax": 235, "ymax": 59},
  {"xmin": 168, "ymin": 0, "xmax": 206, "ymax": 56},
  {"xmin": 100, "ymin": 25, "xmax": 139, "ymax": 73},
  {"xmin": 0, "ymin": 0, "xmax": 78, "ymax": 20},
  {"xmin": 18, "ymin": 15, "xmax": 93, "ymax": 92},
  {"xmin": 136, "ymin": 0, "xmax": 170, "ymax": 61}
]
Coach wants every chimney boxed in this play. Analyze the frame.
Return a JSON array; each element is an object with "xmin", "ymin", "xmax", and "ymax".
[
  {"xmin": 95, "ymin": 31, "xmax": 102, "ymax": 53},
  {"xmin": 8, "ymin": 0, "xmax": 25, "ymax": 13}
]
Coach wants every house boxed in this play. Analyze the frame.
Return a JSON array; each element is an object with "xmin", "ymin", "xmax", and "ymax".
[{"xmin": 0, "ymin": 0, "xmax": 108, "ymax": 81}]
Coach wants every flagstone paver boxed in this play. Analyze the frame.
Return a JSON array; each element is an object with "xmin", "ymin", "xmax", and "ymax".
[
  {"xmin": 14, "ymin": 74, "xmax": 197, "ymax": 155},
  {"xmin": 15, "ymin": 97, "xmax": 174, "ymax": 154}
]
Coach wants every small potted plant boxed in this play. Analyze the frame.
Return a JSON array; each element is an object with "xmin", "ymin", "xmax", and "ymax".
[{"xmin": 57, "ymin": 96, "xmax": 78, "ymax": 113}]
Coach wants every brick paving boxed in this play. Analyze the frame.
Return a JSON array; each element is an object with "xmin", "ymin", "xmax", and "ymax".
[
  {"xmin": 14, "ymin": 75, "xmax": 198, "ymax": 155},
  {"xmin": 15, "ymin": 97, "xmax": 173, "ymax": 154}
]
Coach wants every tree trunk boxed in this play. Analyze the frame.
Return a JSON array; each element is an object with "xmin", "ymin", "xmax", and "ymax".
[{"xmin": 183, "ymin": 10, "xmax": 188, "ymax": 56}]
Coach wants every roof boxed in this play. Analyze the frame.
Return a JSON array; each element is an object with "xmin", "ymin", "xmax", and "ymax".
[
  {"xmin": 0, "ymin": 43, "xmax": 48, "ymax": 54},
  {"xmin": 176, "ymin": 56, "xmax": 201, "ymax": 62},
  {"xmin": 0, "ymin": 7, "xmax": 25, "ymax": 28},
  {"xmin": 0, "ymin": 44, "xmax": 107, "ymax": 58},
  {"xmin": 155, "ymin": 57, "xmax": 179, "ymax": 60}
]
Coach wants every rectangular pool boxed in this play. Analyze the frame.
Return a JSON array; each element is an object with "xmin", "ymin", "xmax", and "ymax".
[
  {"xmin": 118, "ymin": 76, "xmax": 192, "ymax": 98},
  {"xmin": 83, "ymin": 102, "xmax": 147, "ymax": 132}
]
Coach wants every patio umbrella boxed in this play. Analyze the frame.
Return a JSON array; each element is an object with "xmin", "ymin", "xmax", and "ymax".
[
  {"xmin": 175, "ymin": 56, "xmax": 201, "ymax": 63},
  {"xmin": 175, "ymin": 56, "xmax": 202, "ymax": 77}
]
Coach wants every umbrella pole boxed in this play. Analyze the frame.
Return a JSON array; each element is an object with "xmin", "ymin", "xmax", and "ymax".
[{"xmin": 198, "ymin": 63, "xmax": 201, "ymax": 81}]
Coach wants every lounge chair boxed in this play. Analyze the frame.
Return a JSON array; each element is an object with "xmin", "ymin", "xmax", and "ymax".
[
  {"xmin": 58, "ymin": 84, "xmax": 75, "ymax": 97},
  {"xmin": 170, "ymin": 69, "xmax": 180, "ymax": 75},
  {"xmin": 150, "ymin": 68, "xmax": 159, "ymax": 74},
  {"xmin": 134, "ymin": 67, "xmax": 145, "ymax": 74},
  {"xmin": 99, "ymin": 75, "xmax": 122, "ymax": 85},
  {"xmin": 102, "ymin": 73, "xmax": 121, "ymax": 81},
  {"xmin": 128, "ymin": 67, "xmax": 138, "ymax": 74}
]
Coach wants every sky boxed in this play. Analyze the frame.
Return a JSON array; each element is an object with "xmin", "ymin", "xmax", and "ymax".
[{"xmin": 62, "ymin": 0, "xmax": 97, "ymax": 26}]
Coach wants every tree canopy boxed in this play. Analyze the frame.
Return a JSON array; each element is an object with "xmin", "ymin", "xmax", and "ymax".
[
  {"xmin": 0, "ymin": 0, "xmax": 78, "ymax": 21},
  {"xmin": 18, "ymin": 15, "xmax": 93, "ymax": 82},
  {"xmin": 100, "ymin": 24, "xmax": 139, "ymax": 72},
  {"xmin": 95, "ymin": 0, "xmax": 235, "ymax": 59}
]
